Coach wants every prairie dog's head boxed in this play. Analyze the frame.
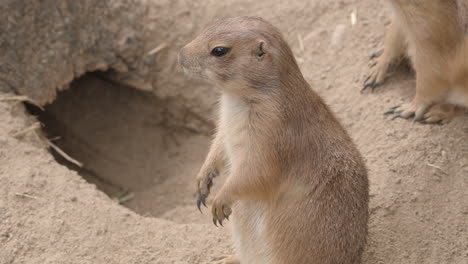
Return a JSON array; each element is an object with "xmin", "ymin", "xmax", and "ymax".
[{"xmin": 179, "ymin": 17, "xmax": 300, "ymax": 95}]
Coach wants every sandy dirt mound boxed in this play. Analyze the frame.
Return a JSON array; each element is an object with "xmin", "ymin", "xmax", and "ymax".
[{"xmin": 1, "ymin": 0, "xmax": 467, "ymax": 263}]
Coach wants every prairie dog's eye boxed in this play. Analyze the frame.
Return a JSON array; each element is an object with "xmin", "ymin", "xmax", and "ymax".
[{"xmin": 211, "ymin": 46, "xmax": 230, "ymax": 57}]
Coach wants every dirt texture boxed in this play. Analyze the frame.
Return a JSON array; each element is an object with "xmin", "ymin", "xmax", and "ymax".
[{"xmin": 0, "ymin": 0, "xmax": 467, "ymax": 264}]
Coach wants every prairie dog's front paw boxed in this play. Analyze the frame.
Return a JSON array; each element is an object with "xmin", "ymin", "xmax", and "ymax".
[
  {"xmin": 211, "ymin": 193, "xmax": 233, "ymax": 227},
  {"xmin": 196, "ymin": 170, "xmax": 217, "ymax": 211}
]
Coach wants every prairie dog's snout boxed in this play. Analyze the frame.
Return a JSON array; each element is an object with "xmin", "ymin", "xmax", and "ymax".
[{"xmin": 178, "ymin": 44, "xmax": 202, "ymax": 75}]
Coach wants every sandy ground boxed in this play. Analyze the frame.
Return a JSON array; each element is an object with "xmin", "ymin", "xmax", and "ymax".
[{"xmin": 1, "ymin": 0, "xmax": 467, "ymax": 263}]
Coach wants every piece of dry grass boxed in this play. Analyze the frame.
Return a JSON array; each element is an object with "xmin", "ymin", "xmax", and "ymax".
[
  {"xmin": 15, "ymin": 192, "xmax": 40, "ymax": 199},
  {"xmin": 147, "ymin": 42, "xmax": 168, "ymax": 55},
  {"xmin": 0, "ymin": 95, "xmax": 44, "ymax": 110},
  {"xmin": 113, "ymin": 191, "xmax": 135, "ymax": 204},
  {"xmin": 426, "ymin": 163, "xmax": 448, "ymax": 175},
  {"xmin": 350, "ymin": 8, "xmax": 357, "ymax": 26},
  {"xmin": 12, "ymin": 122, "xmax": 41, "ymax": 138},
  {"xmin": 48, "ymin": 141, "xmax": 83, "ymax": 168}
]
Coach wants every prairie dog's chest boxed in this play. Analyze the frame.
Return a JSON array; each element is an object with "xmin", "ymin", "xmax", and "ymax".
[{"xmin": 219, "ymin": 94, "xmax": 252, "ymax": 167}]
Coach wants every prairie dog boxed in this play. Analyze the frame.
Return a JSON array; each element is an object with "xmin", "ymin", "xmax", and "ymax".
[
  {"xmin": 179, "ymin": 17, "xmax": 369, "ymax": 264},
  {"xmin": 364, "ymin": 0, "xmax": 468, "ymax": 124}
]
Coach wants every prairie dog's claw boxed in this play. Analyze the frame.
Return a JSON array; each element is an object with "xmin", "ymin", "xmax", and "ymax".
[
  {"xmin": 362, "ymin": 81, "xmax": 382, "ymax": 92},
  {"xmin": 211, "ymin": 198, "xmax": 232, "ymax": 228},
  {"xmin": 197, "ymin": 194, "xmax": 207, "ymax": 212},
  {"xmin": 370, "ymin": 49, "xmax": 384, "ymax": 59},
  {"xmin": 384, "ymin": 103, "xmax": 433, "ymax": 123},
  {"xmin": 195, "ymin": 170, "xmax": 218, "ymax": 212},
  {"xmin": 362, "ymin": 49, "xmax": 390, "ymax": 92},
  {"xmin": 384, "ymin": 105, "xmax": 400, "ymax": 115}
]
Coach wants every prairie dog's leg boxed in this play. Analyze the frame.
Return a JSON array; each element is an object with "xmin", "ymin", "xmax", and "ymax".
[
  {"xmin": 196, "ymin": 130, "xmax": 225, "ymax": 210},
  {"xmin": 422, "ymin": 104, "xmax": 467, "ymax": 124},
  {"xmin": 363, "ymin": 19, "xmax": 407, "ymax": 91},
  {"xmin": 385, "ymin": 72, "xmax": 449, "ymax": 122},
  {"xmin": 211, "ymin": 156, "xmax": 276, "ymax": 226}
]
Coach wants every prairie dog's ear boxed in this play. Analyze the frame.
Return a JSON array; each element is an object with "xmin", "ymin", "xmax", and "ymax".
[{"xmin": 256, "ymin": 40, "xmax": 266, "ymax": 60}]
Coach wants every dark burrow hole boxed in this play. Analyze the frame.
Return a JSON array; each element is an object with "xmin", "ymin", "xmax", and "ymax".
[{"xmin": 25, "ymin": 73, "xmax": 210, "ymax": 217}]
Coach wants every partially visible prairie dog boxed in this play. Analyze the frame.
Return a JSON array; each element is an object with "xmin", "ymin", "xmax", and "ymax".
[
  {"xmin": 364, "ymin": 0, "xmax": 468, "ymax": 124},
  {"xmin": 179, "ymin": 17, "xmax": 369, "ymax": 264}
]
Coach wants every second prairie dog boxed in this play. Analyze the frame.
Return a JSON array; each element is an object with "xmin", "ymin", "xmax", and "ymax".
[
  {"xmin": 179, "ymin": 17, "xmax": 369, "ymax": 264},
  {"xmin": 364, "ymin": 0, "xmax": 468, "ymax": 123}
]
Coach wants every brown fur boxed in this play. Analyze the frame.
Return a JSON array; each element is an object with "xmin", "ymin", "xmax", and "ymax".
[
  {"xmin": 364, "ymin": 0, "xmax": 468, "ymax": 123},
  {"xmin": 179, "ymin": 17, "xmax": 369, "ymax": 264}
]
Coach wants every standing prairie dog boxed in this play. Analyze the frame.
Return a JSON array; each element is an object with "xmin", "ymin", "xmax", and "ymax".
[
  {"xmin": 179, "ymin": 17, "xmax": 369, "ymax": 264},
  {"xmin": 364, "ymin": 0, "xmax": 468, "ymax": 123}
]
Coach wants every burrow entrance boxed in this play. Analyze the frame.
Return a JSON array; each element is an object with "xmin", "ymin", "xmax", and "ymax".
[{"xmin": 27, "ymin": 73, "xmax": 211, "ymax": 217}]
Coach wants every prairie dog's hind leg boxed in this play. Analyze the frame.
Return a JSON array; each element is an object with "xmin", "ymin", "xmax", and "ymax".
[
  {"xmin": 422, "ymin": 104, "xmax": 467, "ymax": 124},
  {"xmin": 385, "ymin": 73, "xmax": 450, "ymax": 122},
  {"xmin": 363, "ymin": 19, "xmax": 407, "ymax": 92}
]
